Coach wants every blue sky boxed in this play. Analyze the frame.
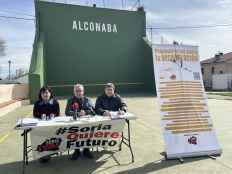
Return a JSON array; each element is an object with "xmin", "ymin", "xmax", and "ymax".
[{"xmin": 0, "ymin": 0, "xmax": 232, "ymax": 78}]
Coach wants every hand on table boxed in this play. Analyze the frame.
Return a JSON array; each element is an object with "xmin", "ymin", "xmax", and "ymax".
[
  {"xmin": 118, "ymin": 110, "xmax": 125, "ymax": 115},
  {"xmin": 103, "ymin": 111, "xmax": 111, "ymax": 117},
  {"xmin": 79, "ymin": 110, "xmax": 86, "ymax": 116}
]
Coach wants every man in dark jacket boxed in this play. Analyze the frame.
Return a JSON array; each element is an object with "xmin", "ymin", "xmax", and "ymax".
[
  {"xmin": 95, "ymin": 83, "xmax": 127, "ymax": 116},
  {"xmin": 65, "ymin": 83, "xmax": 95, "ymax": 160}
]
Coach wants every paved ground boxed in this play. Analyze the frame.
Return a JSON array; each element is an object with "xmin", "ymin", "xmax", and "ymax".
[
  {"xmin": 0, "ymin": 95, "xmax": 232, "ymax": 174},
  {"xmin": 207, "ymin": 92, "xmax": 232, "ymax": 100}
]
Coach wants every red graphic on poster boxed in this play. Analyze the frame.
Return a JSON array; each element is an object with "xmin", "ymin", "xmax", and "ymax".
[{"xmin": 188, "ymin": 136, "xmax": 197, "ymax": 145}]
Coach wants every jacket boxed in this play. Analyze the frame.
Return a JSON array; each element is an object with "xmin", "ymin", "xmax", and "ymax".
[
  {"xmin": 33, "ymin": 98, "xmax": 60, "ymax": 119},
  {"xmin": 65, "ymin": 96, "xmax": 95, "ymax": 116},
  {"xmin": 95, "ymin": 93, "xmax": 127, "ymax": 115}
]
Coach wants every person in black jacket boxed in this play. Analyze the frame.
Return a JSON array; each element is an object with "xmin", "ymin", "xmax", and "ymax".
[
  {"xmin": 65, "ymin": 83, "xmax": 95, "ymax": 160},
  {"xmin": 95, "ymin": 83, "xmax": 127, "ymax": 116},
  {"xmin": 33, "ymin": 86, "xmax": 60, "ymax": 119},
  {"xmin": 33, "ymin": 86, "xmax": 60, "ymax": 163}
]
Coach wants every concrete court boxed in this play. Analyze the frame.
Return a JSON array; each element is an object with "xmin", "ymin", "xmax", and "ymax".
[{"xmin": 0, "ymin": 94, "xmax": 232, "ymax": 174}]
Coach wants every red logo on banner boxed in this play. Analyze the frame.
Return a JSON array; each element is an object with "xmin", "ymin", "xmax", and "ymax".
[
  {"xmin": 188, "ymin": 136, "xmax": 197, "ymax": 145},
  {"xmin": 37, "ymin": 138, "xmax": 62, "ymax": 152}
]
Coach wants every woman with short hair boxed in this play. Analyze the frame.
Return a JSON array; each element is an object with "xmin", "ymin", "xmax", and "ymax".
[
  {"xmin": 33, "ymin": 86, "xmax": 60, "ymax": 163},
  {"xmin": 33, "ymin": 86, "xmax": 60, "ymax": 119}
]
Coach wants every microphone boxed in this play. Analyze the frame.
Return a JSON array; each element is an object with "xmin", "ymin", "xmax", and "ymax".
[
  {"xmin": 72, "ymin": 102, "xmax": 80, "ymax": 120},
  {"xmin": 72, "ymin": 102, "xmax": 79, "ymax": 110}
]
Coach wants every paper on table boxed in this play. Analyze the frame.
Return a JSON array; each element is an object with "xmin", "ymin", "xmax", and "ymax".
[
  {"xmin": 16, "ymin": 118, "xmax": 39, "ymax": 128},
  {"xmin": 110, "ymin": 111, "xmax": 124, "ymax": 119},
  {"xmin": 53, "ymin": 116, "xmax": 73, "ymax": 122}
]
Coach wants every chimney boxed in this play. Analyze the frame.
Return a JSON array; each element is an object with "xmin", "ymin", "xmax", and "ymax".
[
  {"xmin": 137, "ymin": 6, "xmax": 144, "ymax": 12},
  {"xmin": 219, "ymin": 52, "xmax": 223, "ymax": 58},
  {"xmin": 173, "ymin": 41, "xmax": 179, "ymax": 45},
  {"xmin": 215, "ymin": 52, "xmax": 223, "ymax": 60},
  {"xmin": 215, "ymin": 54, "xmax": 220, "ymax": 60}
]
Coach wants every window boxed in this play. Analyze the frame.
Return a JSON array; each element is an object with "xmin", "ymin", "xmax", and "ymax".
[
  {"xmin": 211, "ymin": 67, "xmax": 215, "ymax": 74},
  {"xmin": 201, "ymin": 68, "xmax": 204, "ymax": 75}
]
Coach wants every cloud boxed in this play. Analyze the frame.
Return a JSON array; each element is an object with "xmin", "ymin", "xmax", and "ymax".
[
  {"xmin": 144, "ymin": 0, "xmax": 232, "ymax": 60},
  {"xmin": 217, "ymin": 0, "xmax": 232, "ymax": 8},
  {"xmin": 146, "ymin": 10, "xmax": 164, "ymax": 24}
]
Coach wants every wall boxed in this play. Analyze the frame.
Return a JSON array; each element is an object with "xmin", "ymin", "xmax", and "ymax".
[
  {"xmin": 29, "ymin": 1, "xmax": 154, "ymax": 102},
  {"xmin": 29, "ymin": 33, "xmax": 46, "ymax": 103},
  {"xmin": 212, "ymin": 74, "xmax": 232, "ymax": 90},
  {"xmin": 202, "ymin": 62, "xmax": 227, "ymax": 88},
  {"xmin": 0, "ymin": 84, "xmax": 28, "ymax": 103}
]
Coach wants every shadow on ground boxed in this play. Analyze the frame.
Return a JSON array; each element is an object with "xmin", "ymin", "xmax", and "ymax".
[
  {"xmin": 0, "ymin": 150, "xmax": 208, "ymax": 174},
  {"xmin": 112, "ymin": 156, "xmax": 209, "ymax": 174}
]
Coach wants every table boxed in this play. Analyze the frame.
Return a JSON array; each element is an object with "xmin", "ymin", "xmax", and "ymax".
[{"xmin": 15, "ymin": 113, "xmax": 136, "ymax": 174}]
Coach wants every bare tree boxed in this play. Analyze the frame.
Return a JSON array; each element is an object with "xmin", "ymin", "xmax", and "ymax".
[{"xmin": 0, "ymin": 37, "xmax": 6, "ymax": 57}]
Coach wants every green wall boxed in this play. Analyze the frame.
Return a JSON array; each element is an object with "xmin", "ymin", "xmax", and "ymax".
[
  {"xmin": 29, "ymin": 0, "xmax": 154, "ymax": 102},
  {"xmin": 29, "ymin": 33, "xmax": 46, "ymax": 103}
]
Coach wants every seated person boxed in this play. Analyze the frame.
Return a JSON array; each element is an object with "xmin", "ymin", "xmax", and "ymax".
[
  {"xmin": 33, "ymin": 86, "xmax": 60, "ymax": 119},
  {"xmin": 33, "ymin": 86, "xmax": 60, "ymax": 163},
  {"xmin": 95, "ymin": 83, "xmax": 127, "ymax": 117},
  {"xmin": 65, "ymin": 83, "xmax": 95, "ymax": 160}
]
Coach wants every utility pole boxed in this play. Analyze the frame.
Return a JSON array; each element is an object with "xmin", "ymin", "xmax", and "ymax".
[
  {"xmin": 161, "ymin": 36, "xmax": 164, "ymax": 44},
  {"xmin": 8, "ymin": 60, "xmax": 11, "ymax": 80},
  {"xmin": 121, "ymin": 0, "xmax": 124, "ymax": 9},
  {"xmin": 149, "ymin": 27, "xmax": 153, "ymax": 43}
]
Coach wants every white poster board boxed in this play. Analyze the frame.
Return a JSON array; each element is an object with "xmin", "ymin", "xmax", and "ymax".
[{"xmin": 153, "ymin": 44, "xmax": 222, "ymax": 159}]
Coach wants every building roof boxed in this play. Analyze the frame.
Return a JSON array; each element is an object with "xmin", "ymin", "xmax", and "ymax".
[{"xmin": 201, "ymin": 52, "xmax": 232, "ymax": 64}]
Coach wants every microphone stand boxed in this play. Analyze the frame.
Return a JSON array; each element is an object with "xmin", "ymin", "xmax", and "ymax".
[
  {"xmin": 73, "ymin": 109, "xmax": 78, "ymax": 120},
  {"xmin": 73, "ymin": 97, "xmax": 82, "ymax": 120}
]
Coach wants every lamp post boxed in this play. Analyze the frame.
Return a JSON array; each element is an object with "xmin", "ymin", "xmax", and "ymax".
[{"xmin": 8, "ymin": 60, "xmax": 11, "ymax": 80}]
